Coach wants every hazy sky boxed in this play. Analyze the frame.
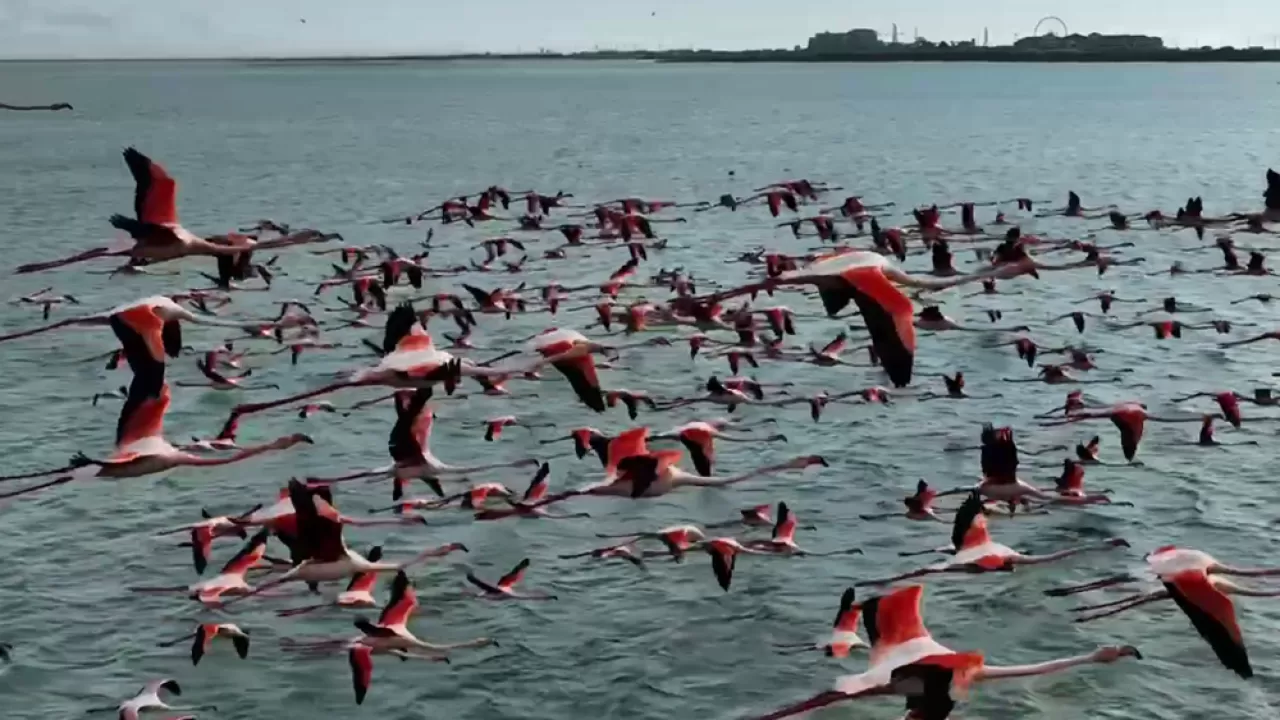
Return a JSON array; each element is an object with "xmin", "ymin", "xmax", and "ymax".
[{"xmin": 1, "ymin": 0, "xmax": 1278, "ymax": 58}]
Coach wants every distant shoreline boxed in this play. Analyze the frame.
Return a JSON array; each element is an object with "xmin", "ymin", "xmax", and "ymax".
[{"xmin": 4, "ymin": 48, "xmax": 1280, "ymax": 64}]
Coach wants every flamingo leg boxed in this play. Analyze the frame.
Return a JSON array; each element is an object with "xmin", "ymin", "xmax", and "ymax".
[{"xmin": 1072, "ymin": 591, "xmax": 1168, "ymax": 622}]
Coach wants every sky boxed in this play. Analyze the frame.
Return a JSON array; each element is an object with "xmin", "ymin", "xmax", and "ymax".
[{"xmin": 1, "ymin": 0, "xmax": 1278, "ymax": 59}]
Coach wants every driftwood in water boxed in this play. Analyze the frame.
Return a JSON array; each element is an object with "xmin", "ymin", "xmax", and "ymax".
[{"xmin": 0, "ymin": 103, "xmax": 73, "ymax": 111}]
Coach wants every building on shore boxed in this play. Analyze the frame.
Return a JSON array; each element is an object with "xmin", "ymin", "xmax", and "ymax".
[
  {"xmin": 807, "ymin": 28, "xmax": 881, "ymax": 53},
  {"xmin": 1013, "ymin": 32, "xmax": 1163, "ymax": 52}
]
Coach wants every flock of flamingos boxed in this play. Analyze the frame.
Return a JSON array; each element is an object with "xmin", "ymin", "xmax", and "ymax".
[{"xmin": 3, "ymin": 148, "xmax": 1280, "ymax": 719}]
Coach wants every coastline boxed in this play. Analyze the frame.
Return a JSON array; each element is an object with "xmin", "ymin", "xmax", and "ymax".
[{"xmin": 4, "ymin": 48, "xmax": 1280, "ymax": 64}]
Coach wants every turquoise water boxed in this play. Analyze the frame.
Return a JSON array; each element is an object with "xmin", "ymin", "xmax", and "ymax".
[{"xmin": 2, "ymin": 60, "xmax": 1280, "ymax": 719}]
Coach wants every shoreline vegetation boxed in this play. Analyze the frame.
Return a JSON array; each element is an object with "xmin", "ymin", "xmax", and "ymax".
[{"xmin": 4, "ymin": 47, "xmax": 1280, "ymax": 65}]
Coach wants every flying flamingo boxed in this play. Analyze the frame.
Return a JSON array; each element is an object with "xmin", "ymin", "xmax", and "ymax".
[
  {"xmin": 220, "ymin": 480, "xmax": 464, "ymax": 606},
  {"xmin": 17, "ymin": 148, "xmax": 328, "ymax": 274},
  {"xmin": 744, "ymin": 584, "xmax": 1140, "ymax": 720},
  {"xmin": 702, "ymin": 537, "xmax": 770, "ymax": 590},
  {"xmin": 1052, "ymin": 546, "xmax": 1280, "ymax": 677},
  {"xmin": 473, "ymin": 463, "xmax": 592, "ymax": 521},
  {"xmin": 859, "ymin": 481, "xmax": 951, "ymax": 522},
  {"xmin": 130, "ymin": 529, "xmax": 284, "ymax": 605},
  {"xmin": 0, "ymin": 294, "xmax": 280, "ymax": 349},
  {"xmin": 557, "ymin": 542, "xmax": 646, "ymax": 568},
  {"xmin": 856, "ymin": 491, "xmax": 1128, "ymax": 586},
  {"xmin": 464, "ymin": 559, "xmax": 558, "ymax": 601},
  {"xmin": 154, "ymin": 505, "xmax": 256, "ymax": 573},
  {"xmin": 177, "ymin": 357, "xmax": 278, "ymax": 391},
  {"xmin": 710, "ymin": 251, "xmax": 1037, "ymax": 386},
  {"xmin": 156, "ymin": 623, "xmax": 251, "ymax": 666},
  {"xmin": 651, "ymin": 420, "xmax": 788, "ymax": 476},
  {"xmin": 84, "ymin": 679, "xmax": 217, "ymax": 720},
  {"xmin": 538, "ymin": 427, "xmax": 609, "ymax": 463},
  {"xmin": 706, "ymin": 503, "xmax": 817, "ymax": 531},
  {"xmin": 741, "ymin": 503, "xmax": 863, "ymax": 557},
  {"xmin": 226, "ymin": 302, "xmax": 540, "ymax": 418},
  {"xmin": 537, "ymin": 450, "xmax": 826, "ymax": 502},
  {"xmin": 595, "ymin": 524, "xmax": 708, "ymax": 562},
  {"xmin": 328, "ymin": 388, "xmax": 540, "ymax": 488},
  {"xmin": 0, "ymin": 384, "xmax": 312, "ymax": 500},
  {"xmin": 276, "ymin": 546, "xmax": 387, "ymax": 617},
  {"xmin": 344, "ymin": 572, "xmax": 497, "ymax": 702},
  {"xmin": 775, "ymin": 587, "xmax": 865, "ymax": 657},
  {"xmin": 526, "ymin": 327, "xmax": 622, "ymax": 412},
  {"xmin": 286, "ymin": 571, "xmax": 495, "ymax": 704},
  {"xmin": 1040, "ymin": 401, "xmax": 1203, "ymax": 461}
]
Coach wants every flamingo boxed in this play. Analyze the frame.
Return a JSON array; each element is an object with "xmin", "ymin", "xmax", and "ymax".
[
  {"xmin": 651, "ymin": 420, "xmax": 787, "ymax": 476},
  {"xmin": 539, "ymin": 427, "xmax": 609, "ymax": 463},
  {"xmin": 84, "ymin": 679, "xmax": 217, "ymax": 720},
  {"xmin": 776, "ymin": 587, "xmax": 865, "ymax": 657},
  {"xmin": 156, "ymin": 623, "xmax": 251, "ymax": 666},
  {"xmin": 595, "ymin": 524, "xmax": 708, "ymax": 562},
  {"xmin": 538, "ymin": 450, "xmax": 826, "ymax": 502},
  {"xmin": 1053, "ymin": 546, "xmax": 1280, "ymax": 677},
  {"xmin": 557, "ymin": 542, "xmax": 646, "ymax": 568},
  {"xmin": 710, "ymin": 251, "xmax": 1038, "ymax": 387},
  {"xmin": 701, "ymin": 537, "xmax": 770, "ymax": 590},
  {"xmin": 129, "ymin": 529, "xmax": 282, "ymax": 605},
  {"xmin": 345, "ymin": 572, "xmax": 496, "ymax": 703},
  {"xmin": 0, "ymin": 383, "xmax": 312, "ymax": 500},
  {"xmin": 226, "ymin": 303, "xmax": 539, "ymax": 418},
  {"xmin": 464, "ymin": 559, "xmax": 557, "ymax": 601},
  {"xmin": 220, "ymin": 480, "xmax": 464, "ymax": 606},
  {"xmin": 153, "ymin": 504, "xmax": 256, "ymax": 573},
  {"xmin": 1040, "ymin": 401, "xmax": 1202, "ymax": 461},
  {"xmin": 527, "ymin": 327, "xmax": 616, "ymax": 412},
  {"xmin": 740, "ymin": 502, "xmax": 861, "ymax": 557},
  {"xmin": 745, "ymin": 584, "xmax": 1140, "ymax": 720},
  {"xmin": 276, "ymin": 546, "xmax": 388, "ymax": 617},
  {"xmin": 0, "ymin": 294, "xmax": 281, "ymax": 348},
  {"xmin": 859, "ymin": 480, "xmax": 952, "ymax": 522},
  {"xmin": 473, "ymin": 463, "xmax": 592, "ymax": 521},
  {"xmin": 856, "ymin": 491, "xmax": 1128, "ymax": 586},
  {"xmin": 17, "ymin": 148, "xmax": 329, "ymax": 274}
]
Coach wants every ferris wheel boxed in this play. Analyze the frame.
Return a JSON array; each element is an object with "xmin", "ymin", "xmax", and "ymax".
[{"xmin": 1033, "ymin": 16, "xmax": 1069, "ymax": 37}]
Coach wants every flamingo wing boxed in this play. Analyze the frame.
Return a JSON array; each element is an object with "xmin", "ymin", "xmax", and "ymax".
[
  {"xmin": 846, "ymin": 269, "xmax": 915, "ymax": 388},
  {"xmin": 348, "ymin": 645, "xmax": 373, "ymax": 704},
  {"xmin": 381, "ymin": 303, "xmax": 420, "ymax": 354},
  {"xmin": 111, "ymin": 306, "xmax": 168, "ymax": 376},
  {"xmin": 465, "ymin": 571, "xmax": 504, "ymax": 595},
  {"xmin": 819, "ymin": 332, "xmax": 848, "ymax": 357},
  {"xmin": 123, "ymin": 147, "xmax": 179, "ymax": 226},
  {"xmin": 772, "ymin": 502, "xmax": 797, "ymax": 543},
  {"xmin": 1163, "ymin": 570, "xmax": 1251, "ymax": 678},
  {"xmin": 949, "ymin": 491, "xmax": 990, "ymax": 552},
  {"xmin": 388, "ymin": 390, "xmax": 431, "ymax": 465},
  {"xmin": 116, "ymin": 381, "xmax": 171, "ymax": 449},
  {"xmin": 1110, "ymin": 411, "xmax": 1144, "ymax": 461},
  {"xmin": 522, "ymin": 462, "xmax": 551, "ymax": 503},
  {"xmin": 287, "ymin": 479, "xmax": 346, "ymax": 563},
  {"xmin": 377, "ymin": 571, "xmax": 418, "ymax": 627},
  {"xmin": 345, "ymin": 546, "xmax": 384, "ymax": 592},
  {"xmin": 618, "ymin": 454, "xmax": 661, "ymax": 498},
  {"xmin": 497, "ymin": 558, "xmax": 530, "ymax": 590},
  {"xmin": 678, "ymin": 433, "xmax": 714, "ymax": 477},
  {"xmin": 552, "ymin": 356, "xmax": 605, "ymax": 413},
  {"xmin": 220, "ymin": 529, "xmax": 270, "ymax": 575},
  {"xmin": 861, "ymin": 584, "xmax": 931, "ymax": 652},
  {"xmin": 710, "ymin": 546, "xmax": 736, "ymax": 590}
]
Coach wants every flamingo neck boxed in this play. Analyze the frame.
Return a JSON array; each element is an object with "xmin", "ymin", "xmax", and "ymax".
[
  {"xmin": 976, "ymin": 653, "xmax": 1098, "ymax": 681},
  {"xmin": 179, "ymin": 441, "xmax": 284, "ymax": 466}
]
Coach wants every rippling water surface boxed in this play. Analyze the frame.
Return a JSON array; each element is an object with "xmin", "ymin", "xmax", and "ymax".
[{"xmin": 3, "ymin": 60, "xmax": 1280, "ymax": 719}]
